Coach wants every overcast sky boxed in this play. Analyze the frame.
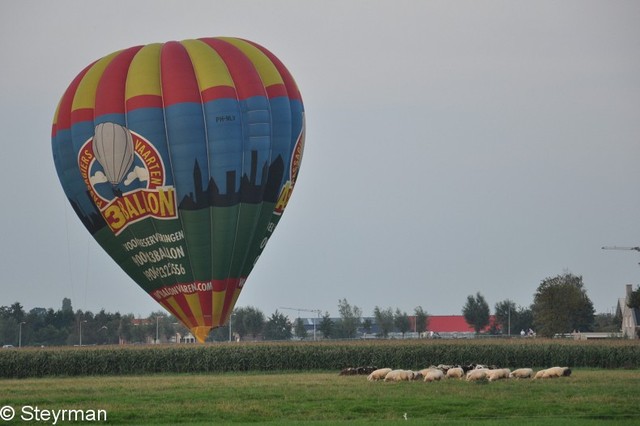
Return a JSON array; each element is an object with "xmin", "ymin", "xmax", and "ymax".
[{"xmin": 1, "ymin": 1, "xmax": 639, "ymax": 321}]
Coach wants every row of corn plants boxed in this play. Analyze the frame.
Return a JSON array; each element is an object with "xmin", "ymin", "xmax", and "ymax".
[{"xmin": 0, "ymin": 339, "xmax": 638, "ymax": 378}]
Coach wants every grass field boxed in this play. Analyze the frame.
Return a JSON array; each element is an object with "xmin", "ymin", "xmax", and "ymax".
[{"xmin": 1, "ymin": 369, "xmax": 639, "ymax": 425}]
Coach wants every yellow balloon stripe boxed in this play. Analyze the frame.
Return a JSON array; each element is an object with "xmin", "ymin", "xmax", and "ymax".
[
  {"xmin": 125, "ymin": 44, "xmax": 162, "ymax": 100},
  {"xmin": 192, "ymin": 326, "xmax": 212, "ymax": 343},
  {"xmin": 218, "ymin": 37, "xmax": 283, "ymax": 88},
  {"xmin": 184, "ymin": 293, "xmax": 204, "ymax": 327},
  {"xmin": 181, "ymin": 39, "xmax": 235, "ymax": 92},
  {"xmin": 72, "ymin": 50, "xmax": 121, "ymax": 112},
  {"xmin": 165, "ymin": 297, "xmax": 193, "ymax": 329},
  {"xmin": 211, "ymin": 290, "xmax": 226, "ymax": 327},
  {"xmin": 52, "ymin": 100, "xmax": 61, "ymax": 127}
]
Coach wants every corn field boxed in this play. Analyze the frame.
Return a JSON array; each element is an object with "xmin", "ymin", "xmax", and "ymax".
[{"xmin": 1, "ymin": 339, "xmax": 638, "ymax": 378}]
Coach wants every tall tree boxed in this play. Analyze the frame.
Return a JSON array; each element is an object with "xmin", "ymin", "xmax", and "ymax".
[
  {"xmin": 593, "ymin": 313, "xmax": 622, "ymax": 333},
  {"xmin": 0, "ymin": 316, "xmax": 18, "ymax": 346},
  {"xmin": 462, "ymin": 292, "xmax": 490, "ymax": 334},
  {"xmin": 61, "ymin": 298, "xmax": 73, "ymax": 313},
  {"xmin": 373, "ymin": 306, "xmax": 394, "ymax": 338},
  {"xmin": 627, "ymin": 285, "xmax": 640, "ymax": 309},
  {"xmin": 263, "ymin": 311, "xmax": 292, "ymax": 340},
  {"xmin": 361, "ymin": 318, "xmax": 373, "ymax": 335},
  {"xmin": 494, "ymin": 299, "xmax": 517, "ymax": 336},
  {"xmin": 532, "ymin": 272, "xmax": 595, "ymax": 337},
  {"xmin": 243, "ymin": 306, "xmax": 266, "ymax": 339},
  {"xmin": 233, "ymin": 306, "xmax": 265, "ymax": 340},
  {"xmin": 231, "ymin": 307, "xmax": 249, "ymax": 339},
  {"xmin": 9, "ymin": 302, "xmax": 25, "ymax": 322},
  {"xmin": 414, "ymin": 306, "xmax": 429, "ymax": 335},
  {"xmin": 511, "ymin": 306, "xmax": 534, "ymax": 336},
  {"xmin": 336, "ymin": 299, "xmax": 362, "ymax": 338},
  {"xmin": 294, "ymin": 318, "xmax": 308, "ymax": 340},
  {"xmin": 319, "ymin": 312, "xmax": 334, "ymax": 339},
  {"xmin": 394, "ymin": 309, "xmax": 410, "ymax": 338},
  {"xmin": 118, "ymin": 314, "xmax": 134, "ymax": 343},
  {"xmin": 209, "ymin": 324, "xmax": 230, "ymax": 342}
]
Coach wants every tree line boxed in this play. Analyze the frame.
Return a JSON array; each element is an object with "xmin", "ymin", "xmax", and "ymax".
[
  {"xmin": 0, "ymin": 273, "xmax": 633, "ymax": 347},
  {"xmin": 462, "ymin": 272, "xmax": 626, "ymax": 337}
]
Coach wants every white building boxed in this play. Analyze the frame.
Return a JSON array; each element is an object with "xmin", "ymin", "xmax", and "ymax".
[{"xmin": 617, "ymin": 284, "xmax": 640, "ymax": 339}]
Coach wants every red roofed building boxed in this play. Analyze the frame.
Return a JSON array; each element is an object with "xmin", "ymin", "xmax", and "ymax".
[{"xmin": 409, "ymin": 315, "xmax": 499, "ymax": 334}]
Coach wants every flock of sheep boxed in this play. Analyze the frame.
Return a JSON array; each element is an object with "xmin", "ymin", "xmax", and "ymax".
[{"xmin": 339, "ymin": 364, "xmax": 572, "ymax": 382}]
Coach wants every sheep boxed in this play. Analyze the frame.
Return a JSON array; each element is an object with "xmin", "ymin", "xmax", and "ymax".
[
  {"xmin": 340, "ymin": 366, "xmax": 378, "ymax": 376},
  {"xmin": 466, "ymin": 368, "xmax": 489, "ymax": 381},
  {"xmin": 487, "ymin": 368, "xmax": 511, "ymax": 382},
  {"xmin": 473, "ymin": 364, "xmax": 492, "ymax": 370},
  {"xmin": 418, "ymin": 368, "xmax": 432, "ymax": 376},
  {"xmin": 533, "ymin": 367, "xmax": 571, "ymax": 379},
  {"xmin": 446, "ymin": 367, "xmax": 465, "ymax": 379},
  {"xmin": 339, "ymin": 367, "xmax": 357, "ymax": 376},
  {"xmin": 411, "ymin": 371, "xmax": 424, "ymax": 381},
  {"xmin": 367, "ymin": 368, "xmax": 392, "ymax": 381},
  {"xmin": 509, "ymin": 368, "xmax": 533, "ymax": 379},
  {"xmin": 533, "ymin": 369, "xmax": 546, "ymax": 379},
  {"xmin": 542, "ymin": 367, "xmax": 571, "ymax": 378},
  {"xmin": 420, "ymin": 368, "xmax": 445, "ymax": 382},
  {"xmin": 460, "ymin": 364, "xmax": 478, "ymax": 373},
  {"xmin": 356, "ymin": 366, "xmax": 378, "ymax": 375},
  {"xmin": 434, "ymin": 364, "xmax": 453, "ymax": 373},
  {"xmin": 458, "ymin": 363, "xmax": 498, "ymax": 373},
  {"xmin": 384, "ymin": 369, "xmax": 416, "ymax": 382}
]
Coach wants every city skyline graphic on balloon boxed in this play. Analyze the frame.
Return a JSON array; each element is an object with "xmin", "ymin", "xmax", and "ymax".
[{"xmin": 52, "ymin": 37, "xmax": 305, "ymax": 342}]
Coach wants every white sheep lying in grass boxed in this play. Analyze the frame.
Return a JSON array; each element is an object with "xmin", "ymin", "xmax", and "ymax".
[
  {"xmin": 446, "ymin": 367, "xmax": 465, "ymax": 379},
  {"xmin": 541, "ymin": 366, "xmax": 571, "ymax": 379},
  {"xmin": 384, "ymin": 369, "xmax": 416, "ymax": 382},
  {"xmin": 533, "ymin": 366, "xmax": 571, "ymax": 379},
  {"xmin": 466, "ymin": 368, "xmax": 489, "ymax": 381},
  {"xmin": 487, "ymin": 368, "xmax": 510, "ymax": 382},
  {"xmin": 367, "ymin": 368, "xmax": 392, "ymax": 381},
  {"xmin": 509, "ymin": 368, "xmax": 533, "ymax": 379},
  {"xmin": 420, "ymin": 368, "xmax": 445, "ymax": 382}
]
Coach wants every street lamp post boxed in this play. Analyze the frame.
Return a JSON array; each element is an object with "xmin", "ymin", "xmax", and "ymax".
[
  {"xmin": 19, "ymin": 321, "xmax": 26, "ymax": 348},
  {"xmin": 156, "ymin": 316, "xmax": 160, "ymax": 344},
  {"xmin": 314, "ymin": 311, "xmax": 320, "ymax": 341},
  {"xmin": 172, "ymin": 322, "xmax": 179, "ymax": 344}
]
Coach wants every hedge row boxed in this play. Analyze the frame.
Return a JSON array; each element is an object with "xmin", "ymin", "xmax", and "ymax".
[{"xmin": 1, "ymin": 339, "xmax": 638, "ymax": 378}]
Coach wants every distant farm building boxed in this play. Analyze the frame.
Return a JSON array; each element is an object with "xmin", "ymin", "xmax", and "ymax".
[
  {"xmin": 410, "ymin": 315, "xmax": 499, "ymax": 338},
  {"xmin": 618, "ymin": 284, "xmax": 640, "ymax": 339},
  {"xmin": 295, "ymin": 315, "xmax": 500, "ymax": 339}
]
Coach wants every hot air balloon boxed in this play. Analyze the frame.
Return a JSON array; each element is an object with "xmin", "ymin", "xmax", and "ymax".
[{"xmin": 51, "ymin": 37, "xmax": 305, "ymax": 342}]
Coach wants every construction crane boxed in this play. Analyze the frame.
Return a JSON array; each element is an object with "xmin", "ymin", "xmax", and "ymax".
[
  {"xmin": 602, "ymin": 246, "xmax": 640, "ymax": 252},
  {"xmin": 279, "ymin": 307, "xmax": 322, "ymax": 341},
  {"xmin": 602, "ymin": 246, "xmax": 640, "ymax": 265}
]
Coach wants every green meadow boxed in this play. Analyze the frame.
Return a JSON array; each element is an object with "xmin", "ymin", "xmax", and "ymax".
[{"xmin": 1, "ymin": 369, "xmax": 639, "ymax": 425}]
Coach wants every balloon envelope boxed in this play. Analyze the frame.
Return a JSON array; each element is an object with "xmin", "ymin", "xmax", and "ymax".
[{"xmin": 52, "ymin": 37, "xmax": 305, "ymax": 342}]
